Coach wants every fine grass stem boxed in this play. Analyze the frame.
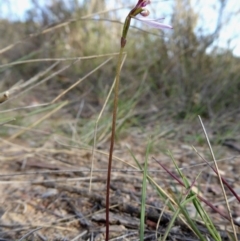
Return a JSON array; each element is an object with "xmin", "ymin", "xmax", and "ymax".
[
  {"xmin": 198, "ymin": 115, "xmax": 238, "ymax": 240},
  {"xmin": 139, "ymin": 140, "xmax": 152, "ymax": 241}
]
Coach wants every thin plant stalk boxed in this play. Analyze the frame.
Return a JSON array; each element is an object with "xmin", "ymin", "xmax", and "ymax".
[
  {"xmin": 198, "ymin": 116, "xmax": 238, "ymax": 240},
  {"xmin": 105, "ymin": 1, "xmax": 172, "ymax": 239},
  {"xmin": 90, "ymin": 54, "xmax": 127, "ymax": 193},
  {"xmin": 140, "ymin": 141, "xmax": 151, "ymax": 241},
  {"xmin": 105, "ymin": 47, "xmax": 124, "ymax": 240}
]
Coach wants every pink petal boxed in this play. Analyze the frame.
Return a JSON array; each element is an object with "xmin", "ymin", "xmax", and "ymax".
[
  {"xmin": 136, "ymin": 0, "xmax": 151, "ymax": 8},
  {"xmin": 134, "ymin": 17, "xmax": 173, "ymax": 30}
]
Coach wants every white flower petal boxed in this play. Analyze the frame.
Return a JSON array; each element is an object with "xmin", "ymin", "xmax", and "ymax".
[
  {"xmin": 134, "ymin": 17, "xmax": 173, "ymax": 30},
  {"xmin": 135, "ymin": 17, "xmax": 165, "ymax": 21}
]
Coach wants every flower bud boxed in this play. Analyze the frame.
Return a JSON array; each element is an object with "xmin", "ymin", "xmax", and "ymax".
[
  {"xmin": 140, "ymin": 8, "xmax": 150, "ymax": 17},
  {"xmin": 137, "ymin": 0, "xmax": 151, "ymax": 7}
]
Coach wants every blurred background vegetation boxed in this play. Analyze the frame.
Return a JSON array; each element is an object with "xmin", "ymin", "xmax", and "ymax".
[{"xmin": 0, "ymin": 0, "xmax": 240, "ymax": 145}]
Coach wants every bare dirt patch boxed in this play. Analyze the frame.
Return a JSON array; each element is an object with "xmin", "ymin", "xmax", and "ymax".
[{"xmin": 0, "ymin": 130, "xmax": 239, "ymax": 240}]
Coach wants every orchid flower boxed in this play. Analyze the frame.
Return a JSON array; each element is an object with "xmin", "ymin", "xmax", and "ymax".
[
  {"xmin": 134, "ymin": 1, "xmax": 173, "ymax": 30},
  {"xmin": 121, "ymin": 0, "xmax": 172, "ymax": 47}
]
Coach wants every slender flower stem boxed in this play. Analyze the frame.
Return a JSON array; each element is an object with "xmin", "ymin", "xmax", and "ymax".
[
  {"xmin": 105, "ymin": 2, "xmax": 172, "ymax": 239},
  {"xmin": 105, "ymin": 47, "xmax": 124, "ymax": 241}
]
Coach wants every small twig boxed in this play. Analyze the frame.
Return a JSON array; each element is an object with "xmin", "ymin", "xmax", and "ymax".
[
  {"xmin": 65, "ymin": 199, "xmax": 91, "ymax": 227},
  {"xmin": 18, "ymin": 227, "xmax": 43, "ymax": 241}
]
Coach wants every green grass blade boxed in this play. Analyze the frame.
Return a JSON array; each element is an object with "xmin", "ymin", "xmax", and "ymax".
[
  {"xmin": 139, "ymin": 140, "xmax": 152, "ymax": 241},
  {"xmin": 170, "ymin": 153, "xmax": 222, "ymax": 240}
]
